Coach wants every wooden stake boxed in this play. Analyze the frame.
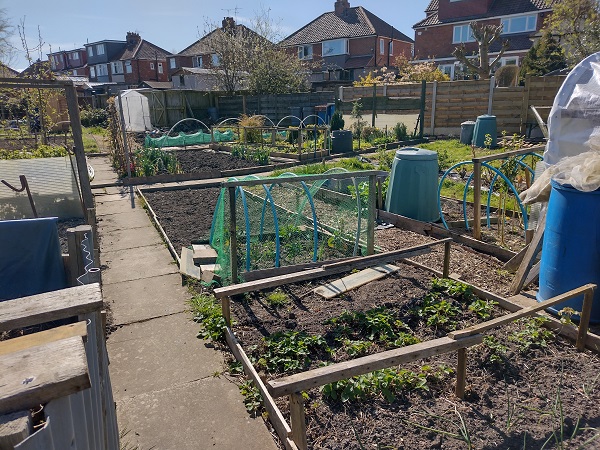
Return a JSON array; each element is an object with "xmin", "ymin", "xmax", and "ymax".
[
  {"xmin": 577, "ymin": 287, "xmax": 596, "ymax": 351},
  {"xmin": 455, "ymin": 348, "xmax": 467, "ymax": 399},
  {"xmin": 289, "ymin": 393, "xmax": 308, "ymax": 450},
  {"xmin": 222, "ymin": 296, "xmax": 231, "ymax": 327},
  {"xmin": 443, "ymin": 240, "xmax": 451, "ymax": 278},
  {"xmin": 367, "ymin": 175, "xmax": 376, "ymax": 255},
  {"xmin": 510, "ymin": 211, "xmax": 546, "ymax": 295},
  {"xmin": 228, "ymin": 186, "xmax": 238, "ymax": 284},
  {"xmin": 473, "ymin": 161, "xmax": 482, "ymax": 240}
]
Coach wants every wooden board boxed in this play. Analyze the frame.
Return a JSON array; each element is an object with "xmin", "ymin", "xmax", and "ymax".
[
  {"xmin": 0, "ymin": 322, "xmax": 87, "ymax": 356},
  {"xmin": 314, "ymin": 264, "xmax": 400, "ymax": 299},
  {"xmin": 509, "ymin": 211, "xmax": 546, "ymax": 294},
  {"xmin": 267, "ymin": 334, "xmax": 482, "ymax": 398},
  {"xmin": 0, "ymin": 284, "xmax": 102, "ymax": 333},
  {"xmin": 0, "ymin": 410, "xmax": 30, "ymax": 449},
  {"xmin": 0, "ymin": 336, "xmax": 90, "ymax": 415}
]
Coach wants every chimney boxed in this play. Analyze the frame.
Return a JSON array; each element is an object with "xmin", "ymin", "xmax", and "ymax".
[
  {"xmin": 334, "ymin": 0, "xmax": 350, "ymax": 16},
  {"xmin": 126, "ymin": 32, "xmax": 141, "ymax": 47},
  {"xmin": 222, "ymin": 17, "xmax": 236, "ymax": 30}
]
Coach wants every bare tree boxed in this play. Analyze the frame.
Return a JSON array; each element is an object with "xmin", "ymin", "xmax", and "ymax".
[
  {"xmin": 0, "ymin": 9, "xmax": 16, "ymax": 68},
  {"xmin": 452, "ymin": 22, "xmax": 509, "ymax": 79}
]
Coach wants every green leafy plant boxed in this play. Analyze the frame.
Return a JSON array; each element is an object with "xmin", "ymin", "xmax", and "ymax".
[
  {"xmin": 239, "ymin": 380, "xmax": 263, "ymax": 415},
  {"xmin": 265, "ymin": 290, "xmax": 290, "ymax": 308},
  {"xmin": 341, "ymin": 339, "xmax": 373, "ymax": 357},
  {"xmin": 133, "ymin": 147, "xmax": 180, "ymax": 177},
  {"xmin": 558, "ymin": 307, "xmax": 580, "ymax": 326},
  {"xmin": 468, "ymin": 298, "xmax": 498, "ymax": 319},
  {"xmin": 189, "ymin": 293, "xmax": 228, "ymax": 342},
  {"xmin": 256, "ymin": 331, "xmax": 329, "ymax": 374},
  {"xmin": 483, "ymin": 335, "xmax": 508, "ymax": 363},
  {"xmin": 330, "ymin": 110, "xmax": 345, "ymax": 131},
  {"xmin": 328, "ymin": 307, "xmax": 411, "ymax": 343},
  {"xmin": 431, "ymin": 278, "xmax": 476, "ymax": 303},
  {"xmin": 393, "ymin": 122, "xmax": 408, "ymax": 141},
  {"xmin": 509, "ymin": 317, "xmax": 554, "ymax": 352}
]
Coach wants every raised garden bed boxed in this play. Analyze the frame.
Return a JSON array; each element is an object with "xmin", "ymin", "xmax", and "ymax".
[{"xmin": 140, "ymin": 182, "xmax": 600, "ymax": 450}]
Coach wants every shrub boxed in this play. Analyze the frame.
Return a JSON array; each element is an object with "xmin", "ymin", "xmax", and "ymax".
[
  {"xmin": 80, "ymin": 107, "xmax": 109, "ymax": 128},
  {"xmin": 393, "ymin": 122, "xmax": 408, "ymax": 141},
  {"xmin": 330, "ymin": 111, "xmax": 345, "ymax": 131},
  {"xmin": 239, "ymin": 114, "xmax": 265, "ymax": 143}
]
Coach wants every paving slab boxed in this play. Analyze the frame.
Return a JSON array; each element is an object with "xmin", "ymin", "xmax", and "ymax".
[
  {"xmin": 101, "ymin": 245, "xmax": 178, "ymax": 284},
  {"xmin": 98, "ymin": 225, "xmax": 163, "ymax": 252},
  {"xmin": 95, "ymin": 198, "xmax": 140, "ymax": 216},
  {"xmin": 116, "ymin": 377, "xmax": 278, "ymax": 450},
  {"xmin": 97, "ymin": 211, "xmax": 152, "ymax": 232},
  {"xmin": 94, "ymin": 186, "xmax": 129, "ymax": 196},
  {"xmin": 108, "ymin": 313, "xmax": 221, "ymax": 398},
  {"xmin": 94, "ymin": 193, "xmax": 134, "ymax": 203},
  {"xmin": 102, "ymin": 273, "xmax": 188, "ymax": 325}
]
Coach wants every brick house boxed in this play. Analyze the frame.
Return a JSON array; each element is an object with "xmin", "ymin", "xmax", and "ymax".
[
  {"xmin": 413, "ymin": 0, "xmax": 555, "ymax": 80},
  {"xmin": 279, "ymin": 0, "xmax": 413, "ymax": 88},
  {"xmin": 47, "ymin": 48, "xmax": 88, "ymax": 77},
  {"xmin": 84, "ymin": 32, "xmax": 170, "ymax": 91}
]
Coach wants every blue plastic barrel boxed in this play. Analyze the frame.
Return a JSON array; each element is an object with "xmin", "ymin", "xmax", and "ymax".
[
  {"xmin": 472, "ymin": 114, "xmax": 497, "ymax": 148},
  {"xmin": 385, "ymin": 148, "xmax": 439, "ymax": 222},
  {"xmin": 537, "ymin": 181, "xmax": 600, "ymax": 323}
]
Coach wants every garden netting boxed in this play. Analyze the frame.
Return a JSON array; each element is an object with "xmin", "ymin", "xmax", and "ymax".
[
  {"xmin": 144, "ymin": 129, "xmax": 236, "ymax": 148},
  {"xmin": 209, "ymin": 169, "xmax": 373, "ymax": 285}
]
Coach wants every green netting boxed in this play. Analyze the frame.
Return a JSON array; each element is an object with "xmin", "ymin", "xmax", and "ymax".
[
  {"xmin": 209, "ymin": 169, "xmax": 373, "ymax": 285},
  {"xmin": 144, "ymin": 129, "xmax": 236, "ymax": 148}
]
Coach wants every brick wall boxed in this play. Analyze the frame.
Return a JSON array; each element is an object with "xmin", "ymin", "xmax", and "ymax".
[
  {"xmin": 124, "ymin": 59, "xmax": 169, "ymax": 85},
  {"xmin": 438, "ymin": 0, "xmax": 494, "ymax": 21}
]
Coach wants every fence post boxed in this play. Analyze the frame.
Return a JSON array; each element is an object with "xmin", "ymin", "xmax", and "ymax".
[
  {"xmin": 455, "ymin": 348, "xmax": 467, "ymax": 399},
  {"xmin": 367, "ymin": 175, "xmax": 376, "ymax": 255},
  {"xmin": 577, "ymin": 287, "xmax": 596, "ymax": 351},
  {"xmin": 473, "ymin": 160, "xmax": 482, "ymax": 240},
  {"xmin": 419, "ymin": 80, "xmax": 426, "ymax": 139},
  {"xmin": 67, "ymin": 225, "xmax": 100, "ymax": 287},
  {"xmin": 289, "ymin": 393, "xmax": 308, "ymax": 450},
  {"xmin": 117, "ymin": 91, "xmax": 132, "ymax": 180},
  {"xmin": 487, "ymin": 76, "xmax": 495, "ymax": 115},
  {"xmin": 228, "ymin": 186, "xmax": 238, "ymax": 284},
  {"xmin": 431, "ymin": 80, "xmax": 438, "ymax": 136}
]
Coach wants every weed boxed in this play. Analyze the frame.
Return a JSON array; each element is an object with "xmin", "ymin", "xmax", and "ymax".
[
  {"xmin": 228, "ymin": 360, "xmax": 244, "ymax": 376},
  {"xmin": 468, "ymin": 298, "xmax": 498, "ymax": 319},
  {"xmin": 265, "ymin": 289, "xmax": 290, "ymax": 308},
  {"xmin": 257, "ymin": 331, "xmax": 329, "ymax": 373},
  {"xmin": 239, "ymin": 380, "xmax": 263, "ymax": 415},
  {"xmin": 189, "ymin": 293, "xmax": 228, "ymax": 342},
  {"xmin": 509, "ymin": 317, "xmax": 554, "ymax": 352},
  {"xmin": 558, "ymin": 307, "xmax": 580, "ymax": 326},
  {"xmin": 483, "ymin": 335, "xmax": 508, "ymax": 363}
]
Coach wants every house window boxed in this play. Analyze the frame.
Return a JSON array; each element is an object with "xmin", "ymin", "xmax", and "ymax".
[
  {"xmin": 501, "ymin": 56, "xmax": 519, "ymax": 66},
  {"xmin": 89, "ymin": 66, "xmax": 96, "ymax": 78},
  {"xmin": 96, "ymin": 64, "xmax": 108, "ymax": 76},
  {"xmin": 70, "ymin": 52, "xmax": 79, "ymax": 61},
  {"xmin": 453, "ymin": 24, "xmax": 475, "ymax": 43},
  {"xmin": 389, "ymin": 41, "xmax": 393, "ymax": 55},
  {"xmin": 169, "ymin": 58, "xmax": 176, "ymax": 69},
  {"xmin": 298, "ymin": 45, "xmax": 313, "ymax": 60},
  {"xmin": 96, "ymin": 44, "xmax": 105, "ymax": 55},
  {"xmin": 111, "ymin": 61, "xmax": 124, "ymax": 74},
  {"xmin": 150, "ymin": 62, "xmax": 155, "ymax": 70},
  {"xmin": 322, "ymin": 39, "xmax": 348, "ymax": 56},
  {"xmin": 193, "ymin": 56, "xmax": 203, "ymax": 68},
  {"xmin": 211, "ymin": 54, "xmax": 220, "ymax": 67},
  {"xmin": 439, "ymin": 64, "xmax": 455, "ymax": 80},
  {"xmin": 380, "ymin": 39, "xmax": 385, "ymax": 55},
  {"xmin": 158, "ymin": 62, "xmax": 163, "ymax": 74},
  {"xmin": 87, "ymin": 47, "xmax": 93, "ymax": 57},
  {"xmin": 501, "ymin": 14, "xmax": 537, "ymax": 34},
  {"xmin": 125, "ymin": 60, "xmax": 132, "ymax": 73}
]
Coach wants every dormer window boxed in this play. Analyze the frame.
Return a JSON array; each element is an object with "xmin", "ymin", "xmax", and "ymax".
[
  {"xmin": 501, "ymin": 14, "xmax": 537, "ymax": 34},
  {"xmin": 322, "ymin": 39, "xmax": 348, "ymax": 56},
  {"xmin": 298, "ymin": 45, "xmax": 313, "ymax": 60}
]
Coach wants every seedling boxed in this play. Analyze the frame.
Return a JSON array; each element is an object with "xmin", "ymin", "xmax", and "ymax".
[
  {"xmin": 558, "ymin": 307, "xmax": 580, "ymax": 326},
  {"xmin": 239, "ymin": 381, "xmax": 263, "ymax": 415},
  {"xmin": 509, "ymin": 317, "xmax": 554, "ymax": 352},
  {"xmin": 483, "ymin": 335, "xmax": 508, "ymax": 363},
  {"xmin": 431, "ymin": 278, "xmax": 476, "ymax": 303},
  {"xmin": 468, "ymin": 298, "xmax": 498, "ymax": 319},
  {"xmin": 265, "ymin": 289, "xmax": 290, "ymax": 308},
  {"xmin": 189, "ymin": 293, "xmax": 227, "ymax": 342},
  {"xmin": 257, "ymin": 331, "xmax": 329, "ymax": 374}
]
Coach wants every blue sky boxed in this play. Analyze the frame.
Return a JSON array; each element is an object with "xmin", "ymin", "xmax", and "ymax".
[{"xmin": 3, "ymin": 0, "xmax": 430, "ymax": 71}]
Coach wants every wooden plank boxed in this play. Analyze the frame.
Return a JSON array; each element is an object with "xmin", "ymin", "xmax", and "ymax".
[
  {"xmin": 14, "ymin": 416, "xmax": 54, "ymax": 450},
  {"xmin": 530, "ymin": 105, "xmax": 549, "ymax": 138},
  {"xmin": 0, "ymin": 336, "xmax": 90, "ymax": 415},
  {"xmin": 0, "ymin": 410, "xmax": 31, "ymax": 449},
  {"xmin": 289, "ymin": 393, "xmax": 308, "ymax": 450},
  {"xmin": 473, "ymin": 146, "xmax": 545, "ymax": 164},
  {"xmin": 267, "ymin": 335, "xmax": 482, "ymax": 398},
  {"xmin": 503, "ymin": 244, "xmax": 529, "ymax": 272},
  {"xmin": 577, "ymin": 288, "xmax": 595, "ymax": 351},
  {"xmin": 0, "ymin": 284, "xmax": 102, "ymax": 333},
  {"xmin": 509, "ymin": 211, "xmax": 546, "ymax": 295},
  {"xmin": 314, "ymin": 264, "xmax": 400, "ymax": 299},
  {"xmin": 523, "ymin": 261, "xmax": 540, "ymax": 287},
  {"xmin": 214, "ymin": 240, "xmax": 445, "ymax": 298},
  {"xmin": 455, "ymin": 348, "xmax": 467, "ymax": 399},
  {"xmin": 449, "ymin": 284, "xmax": 596, "ymax": 340},
  {"xmin": 224, "ymin": 328, "xmax": 299, "ymax": 450},
  {"xmin": 0, "ymin": 322, "xmax": 88, "ymax": 356}
]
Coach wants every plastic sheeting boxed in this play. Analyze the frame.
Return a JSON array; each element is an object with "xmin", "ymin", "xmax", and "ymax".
[
  {"xmin": 0, "ymin": 157, "xmax": 84, "ymax": 220},
  {"xmin": 144, "ymin": 129, "xmax": 236, "ymax": 148},
  {"xmin": 545, "ymin": 52, "xmax": 600, "ymax": 165},
  {"xmin": 0, "ymin": 217, "xmax": 67, "ymax": 300}
]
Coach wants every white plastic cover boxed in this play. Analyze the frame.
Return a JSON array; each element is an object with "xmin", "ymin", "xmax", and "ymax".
[
  {"xmin": 544, "ymin": 52, "xmax": 600, "ymax": 165},
  {"xmin": 116, "ymin": 90, "xmax": 152, "ymax": 132}
]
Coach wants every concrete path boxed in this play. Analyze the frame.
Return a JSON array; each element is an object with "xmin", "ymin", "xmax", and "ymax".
[{"xmin": 91, "ymin": 156, "xmax": 277, "ymax": 450}]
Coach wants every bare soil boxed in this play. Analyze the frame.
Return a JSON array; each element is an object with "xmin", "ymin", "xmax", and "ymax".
[
  {"xmin": 143, "ymin": 186, "xmax": 600, "ymax": 450},
  {"xmin": 171, "ymin": 148, "xmax": 263, "ymax": 173}
]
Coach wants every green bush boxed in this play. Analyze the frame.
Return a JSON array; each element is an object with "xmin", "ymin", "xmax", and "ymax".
[
  {"xmin": 330, "ymin": 111, "xmax": 345, "ymax": 131},
  {"xmin": 80, "ymin": 107, "xmax": 109, "ymax": 128},
  {"xmin": 393, "ymin": 122, "xmax": 408, "ymax": 141}
]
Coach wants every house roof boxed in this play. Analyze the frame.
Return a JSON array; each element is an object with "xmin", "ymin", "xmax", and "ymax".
[
  {"xmin": 140, "ymin": 81, "xmax": 173, "ymax": 89},
  {"xmin": 414, "ymin": 0, "xmax": 556, "ymax": 28},
  {"xmin": 0, "ymin": 63, "xmax": 19, "ymax": 77},
  {"xmin": 175, "ymin": 24, "xmax": 268, "ymax": 57},
  {"xmin": 280, "ymin": 6, "xmax": 413, "ymax": 46},
  {"xmin": 119, "ymin": 39, "xmax": 170, "ymax": 61}
]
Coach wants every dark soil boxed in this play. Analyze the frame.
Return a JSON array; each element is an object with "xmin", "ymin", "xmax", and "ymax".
[
  {"xmin": 170, "ymin": 148, "xmax": 265, "ymax": 173},
  {"xmin": 57, "ymin": 217, "xmax": 87, "ymax": 253},
  {"xmin": 143, "ymin": 185, "xmax": 600, "ymax": 450}
]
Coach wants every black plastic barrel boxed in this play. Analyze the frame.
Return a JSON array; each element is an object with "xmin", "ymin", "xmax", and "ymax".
[{"xmin": 331, "ymin": 130, "xmax": 353, "ymax": 153}]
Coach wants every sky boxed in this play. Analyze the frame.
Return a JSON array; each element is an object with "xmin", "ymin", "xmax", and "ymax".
[{"xmin": 2, "ymin": 0, "xmax": 430, "ymax": 71}]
